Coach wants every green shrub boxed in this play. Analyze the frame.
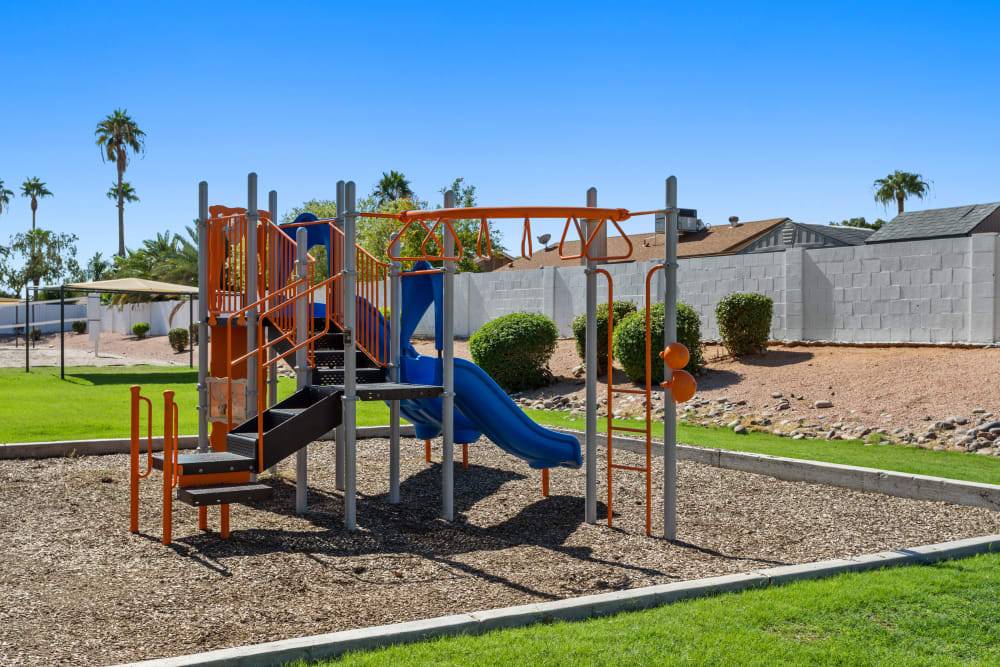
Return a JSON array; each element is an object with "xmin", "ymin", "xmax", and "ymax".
[
  {"xmin": 71, "ymin": 320, "xmax": 86, "ymax": 335},
  {"xmin": 168, "ymin": 327, "xmax": 189, "ymax": 353},
  {"xmin": 132, "ymin": 322, "xmax": 150, "ymax": 340},
  {"xmin": 715, "ymin": 293, "xmax": 773, "ymax": 357},
  {"xmin": 612, "ymin": 302, "xmax": 703, "ymax": 384},
  {"xmin": 571, "ymin": 301, "xmax": 637, "ymax": 375},
  {"xmin": 30, "ymin": 327, "xmax": 41, "ymax": 342},
  {"xmin": 470, "ymin": 312, "xmax": 558, "ymax": 392}
]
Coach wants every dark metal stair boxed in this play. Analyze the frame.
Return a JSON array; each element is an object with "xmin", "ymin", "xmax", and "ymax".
[
  {"xmin": 226, "ymin": 386, "xmax": 342, "ymax": 470},
  {"xmin": 177, "ymin": 483, "xmax": 273, "ymax": 506},
  {"xmin": 152, "ymin": 451, "xmax": 255, "ymax": 475}
]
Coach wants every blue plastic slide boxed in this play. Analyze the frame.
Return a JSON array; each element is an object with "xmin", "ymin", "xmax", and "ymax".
[{"xmin": 393, "ymin": 262, "xmax": 582, "ymax": 470}]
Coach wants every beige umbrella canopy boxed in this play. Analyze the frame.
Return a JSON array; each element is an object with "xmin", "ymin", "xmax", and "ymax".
[{"xmin": 62, "ymin": 277, "xmax": 198, "ymax": 295}]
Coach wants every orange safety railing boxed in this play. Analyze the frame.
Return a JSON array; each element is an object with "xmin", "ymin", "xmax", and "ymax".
[{"xmin": 129, "ymin": 386, "xmax": 180, "ymax": 545}]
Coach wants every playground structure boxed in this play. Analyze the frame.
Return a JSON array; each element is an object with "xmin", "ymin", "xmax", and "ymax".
[{"xmin": 129, "ymin": 174, "xmax": 695, "ymax": 544}]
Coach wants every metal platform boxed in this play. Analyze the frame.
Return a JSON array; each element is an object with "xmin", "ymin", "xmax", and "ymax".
[{"xmin": 322, "ymin": 382, "xmax": 443, "ymax": 401}]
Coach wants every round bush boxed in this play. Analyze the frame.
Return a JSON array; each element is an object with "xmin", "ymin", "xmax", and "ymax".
[
  {"xmin": 71, "ymin": 320, "xmax": 86, "ymax": 335},
  {"xmin": 132, "ymin": 322, "xmax": 150, "ymax": 340},
  {"xmin": 612, "ymin": 302, "xmax": 703, "ymax": 384},
  {"xmin": 571, "ymin": 301, "xmax": 637, "ymax": 375},
  {"xmin": 470, "ymin": 312, "xmax": 558, "ymax": 392},
  {"xmin": 715, "ymin": 293, "xmax": 773, "ymax": 357},
  {"xmin": 30, "ymin": 327, "xmax": 41, "ymax": 342},
  {"xmin": 168, "ymin": 327, "xmax": 189, "ymax": 353}
]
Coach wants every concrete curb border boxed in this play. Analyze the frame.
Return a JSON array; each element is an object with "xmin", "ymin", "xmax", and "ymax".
[
  {"xmin": 0, "ymin": 426, "xmax": 416, "ymax": 460},
  {"xmin": 551, "ymin": 427, "xmax": 1000, "ymax": 511},
  {"xmin": 122, "ymin": 534, "xmax": 1000, "ymax": 667}
]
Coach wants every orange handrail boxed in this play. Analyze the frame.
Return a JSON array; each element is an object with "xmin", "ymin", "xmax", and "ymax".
[
  {"xmin": 520, "ymin": 217, "xmax": 533, "ymax": 259},
  {"xmin": 162, "ymin": 390, "xmax": 174, "ymax": 546}
]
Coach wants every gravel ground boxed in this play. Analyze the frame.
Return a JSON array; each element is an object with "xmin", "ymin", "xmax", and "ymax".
[{"xmin": 1, "ymin": 437, "xmax": 998, "ymax": 665}]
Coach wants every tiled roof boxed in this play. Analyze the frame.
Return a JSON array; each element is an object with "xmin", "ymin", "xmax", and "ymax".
[
  {"xmin": 866, "ymin": 202, "xmax": 1000, "ymax": 243},
  {"xmin": 499, "ymin": 218, "xmax": 788, "ymax": 270},
  {"xmin": 801, "ymin": 223, "xmax": 874, "ymax": 245}
]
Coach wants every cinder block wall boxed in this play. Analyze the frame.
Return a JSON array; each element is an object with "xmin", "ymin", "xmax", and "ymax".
[{"xmin": 410, "ymin": 233, "xmax": 1000, "ymax": 345}]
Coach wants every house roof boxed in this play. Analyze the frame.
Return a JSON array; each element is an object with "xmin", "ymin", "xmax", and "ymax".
[
  {"xmin": 800, "ymin": 223, "xmax": 875, "ymax": 245},
  {"xmin": 500, "ymin": 218, "xmax": 788, "ymax": 270},
  {"xmin": 866, "ymin": 202, "xmax": 1000, "ymax": 244}
]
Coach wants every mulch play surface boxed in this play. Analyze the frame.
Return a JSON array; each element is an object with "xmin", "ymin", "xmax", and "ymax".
[{"xmin": 2, "ymin": 437, "xmax": 998, "ymax": 665}]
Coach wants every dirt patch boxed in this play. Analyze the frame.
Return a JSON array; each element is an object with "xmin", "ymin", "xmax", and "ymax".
[
  {"xmin": 1, "ymin": 438, "xmax": 997, "ymax": 665},
  {"xmin": 0, "ymin": 331, "xmax": 194, "ymax": 369}
]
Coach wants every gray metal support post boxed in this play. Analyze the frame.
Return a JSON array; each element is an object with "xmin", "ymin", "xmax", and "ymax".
[
  {"xmin": 343, "ymin": 181, "xmax": 359, "ymax": 531},
  {"xmin": 268, "ymin": 190, "xmax": 279, "ymax": 409},
  {"xmin": 295, "ymin": 227, "xmax": 310, "ymax": 513},
  {"xmin": 584, "ymin": 187, "xmax": 597, "ymax": 523},
  {"xmin": 246, "ymin": 173, "xmax": 259, "ymax": 420},
  {"xmin": 334, "ymin": 181, "xmax": 346, "ymax": 492},
  {"xmin": 441, "ymin": 190, "xmax": 456, "ymax": 521},
  {"xmin": 663, "ymin": 176, "xmax": 679, "ymax": 540},
  {"xmin": 60, "ymin": 286, "xmax": 65, "ymax": 380},
  {"xmin": 188, "ymin": 298, "xmax": 193, "ymax": 369},
  {"xmin": 388, "ymin": 232, "xmax": 402, "ymax": 503},
  {"xmin": 197, "ymin": 182, "xmax": 210, "ymax": 452}
]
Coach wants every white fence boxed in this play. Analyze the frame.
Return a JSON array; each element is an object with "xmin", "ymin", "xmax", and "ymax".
[
  {"xmin": 408, "ymin": 234, "xmax": 999, "ymax": 345},
  {"xmin": 99, "ymin": 300, "xmax": 197, "ymax": 337}
]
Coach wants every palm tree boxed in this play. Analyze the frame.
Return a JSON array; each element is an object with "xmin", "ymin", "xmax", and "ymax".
[
  {"xmin": 106, "ymin": 181, "xmax": 139, "ymax": 205},
  {"xmin": 373, "ymin": 170, "xmax": 414, "ymax": 204},
  {"xmin": 0, "ymin": 179, "xmax": 13, "ymax": 217},
  {"xmin": 874, "ymin": 171, "xmax": 931, "ymax": 214},
  {"xmin": 95, "ymin": 108, "xmax": 146, "ymax": 257},
  {"xmin": 20, "ymin": 177, "xmax": 53, "ymax": 231}
]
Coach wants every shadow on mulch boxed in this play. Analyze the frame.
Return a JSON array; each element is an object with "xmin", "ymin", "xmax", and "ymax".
[{"xmin": 163, "ymin": 461, "xmax": 780, "ymax": 598}]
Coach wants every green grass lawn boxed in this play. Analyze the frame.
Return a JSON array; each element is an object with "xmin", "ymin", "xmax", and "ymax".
[
  {"xmin": 0, "ymin": 366, "xmax": 392, "ymax": 443},
  {"xmin": 526, "ymin": 409, "xmax": 1000, "ymax": 486},
  {"xmin": 304, "ymin": 552, "xmax": 1000, "ymax": 666}
]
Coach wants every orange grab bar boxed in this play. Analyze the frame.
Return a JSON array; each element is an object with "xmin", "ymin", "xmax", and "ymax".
[
  {"xmin": 521, "ymin": 217, "xmax": 533, "ymax": 259},
  {"xmin": 558, "ymin": 217, "xmax": 587, "ymax": 260},
  {"xmin": 583, "ymin": 217, "xmax": 635, "ymax": 262},
  {"xmin": 476, "ymin": 217, "xmax": 492, "ymax": 259}
]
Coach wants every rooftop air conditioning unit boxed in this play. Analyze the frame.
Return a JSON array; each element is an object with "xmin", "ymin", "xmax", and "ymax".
[{"xmin": 657, "ymin": 208, "xmax": 704, "ymax": 233}]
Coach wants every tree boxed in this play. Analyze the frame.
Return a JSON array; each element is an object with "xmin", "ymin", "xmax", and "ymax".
[
  {"xmin": 0, "ymin": 179, "xmax": 13, "ymax": 217},
  {"xmin": 280, "ymin": 199, "xmax": 337, "ymax": 224},
  {"xmin": 357, "ymin": 177, "xmax": 504, "ymax": 272},
  {"xmin": 830, "ymin": 217, "xmax": 886, "ymax": 231},
  {"xmin": 373, "ymin": 170, "xmax": 414, "ymax": 204},
  {"xmin": 2, "ymin": 229, "xmax": 80, "ymax": 290},
  {"xmin": 95, "ymin": 108, "xmax": 146, "ymax": 257},
  {"xmin": 20, "ymin": 177, "xmax": 53, "ymax": 231},
  {"xmin": 106, "ymin": 181, "xmax": 139, "ymax": 205},
  {"xmin": 85, "ymin": 252, "xmax": 110, "ymax": 282},
  {"xmin": 874, "ymin": 170, "xmax": 930, "ymax": 214}
]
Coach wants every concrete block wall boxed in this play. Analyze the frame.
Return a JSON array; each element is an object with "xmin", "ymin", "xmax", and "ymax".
[
  {"xmin": 409, "ymin": 233, "xmax": 1000, "ymax": 346},
  {"xmin": 99, "ymin": 300, "xmax": 197, "ymax": 337}
]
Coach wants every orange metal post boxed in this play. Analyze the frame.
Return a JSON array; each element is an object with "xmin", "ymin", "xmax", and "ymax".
[
  {"xmin": 130, "ymin": 386, "xmax": 141, "ymax": 533},
  {"xmin": 462, "ymin": 443, "xmax": 468, "ymax": 469},
  {"xmin": 220, "ymin": 505, "xmax": 230, "ymax": 539},
  {"xmin": 162, "ymin": 390, "xmax": 174, "ymax": 546},
  {"xmin": 425, "ymin": 439, "xmax": 431, "ymax": 462},
  {"xmin": 542, "ymin": 468, "xmax": 549, "ymax": 497},
  {"xmin": 199, "ymin": 507, "xmax": 208, "ymax": 531}
]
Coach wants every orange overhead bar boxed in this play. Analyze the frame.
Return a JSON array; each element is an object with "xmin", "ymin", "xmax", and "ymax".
[{"xmin": 398, "ymin": 206, "xmax": 632, "ymax": 222}]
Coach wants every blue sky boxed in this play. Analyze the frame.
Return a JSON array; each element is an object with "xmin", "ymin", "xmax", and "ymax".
[{"xmin": 2, "ymin": 1, "xmax": 999, "ymax": 274}]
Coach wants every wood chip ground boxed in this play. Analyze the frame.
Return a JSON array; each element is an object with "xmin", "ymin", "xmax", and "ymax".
[{"xmin": 2, "ymin": 438, "xmax": 998, "ymax": 665}]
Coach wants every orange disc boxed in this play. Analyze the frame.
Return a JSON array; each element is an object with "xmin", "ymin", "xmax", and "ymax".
[
  {"xmin": 669, "ymin": 370, "xmax": 697, "ymax": 403},
  {"xmin": 660, "ymin": 343, "xmax": 690, "ymax": 370}
]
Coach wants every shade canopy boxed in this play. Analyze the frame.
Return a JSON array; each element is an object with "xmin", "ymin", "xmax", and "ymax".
[{"xmin": 61, "ymin": 277, "xmax": 198, "ymax": 296}]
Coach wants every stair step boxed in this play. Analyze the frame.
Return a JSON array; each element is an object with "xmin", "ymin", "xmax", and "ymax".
[
  {"xmin": 325, "ymin": 382, "xmax": 443, "ymax": 401},
  {"xmin": 152, "ymin": 451, "xmax": 255, "ymax": 475},
  {"xmin": 176, "ymin": 483, "xmax": 273, "ymax": 507},
  {"xmin": 225, "ymin": 432, "xmax": 258, "ymax": 461},
  {"xmin": 313, "ymin": 349, "xmax": 376, "ymax": 369},
  {"xmin": 314, "ymin": 367, "xmax": 385, "ymax": 386}
]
